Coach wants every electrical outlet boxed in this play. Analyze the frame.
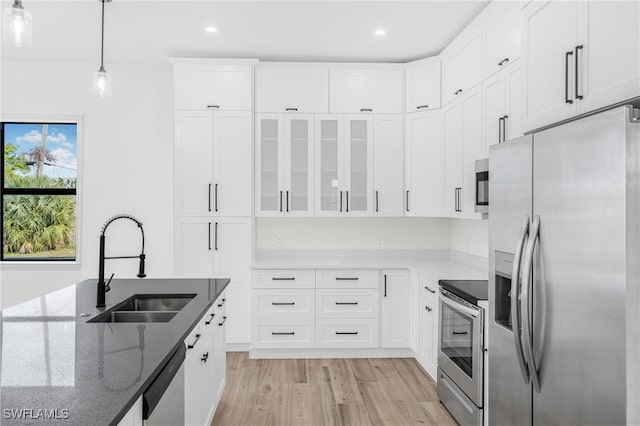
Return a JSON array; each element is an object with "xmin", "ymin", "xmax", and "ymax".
[
  {"xmin": 377, "ymin": 237, "xmax": 384, "ymax": 248},
  {"xmin": 276, "ymin": 236, "xmax": 284, "ymax": 247}
]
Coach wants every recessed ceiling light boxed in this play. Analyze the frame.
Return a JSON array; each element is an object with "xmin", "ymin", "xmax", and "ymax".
[
  {"xmin": 205, "ymin": 26, "xmax": 217, "ymax": 33},
  {"xmin": 374, "ymin": 29, "xmax": 386, "ymax": 36}
]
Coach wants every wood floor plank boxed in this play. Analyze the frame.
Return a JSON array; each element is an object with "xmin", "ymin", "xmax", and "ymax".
[{"xmin": 211, "ymin": 355, "xmax": 454, "ymax": 426}]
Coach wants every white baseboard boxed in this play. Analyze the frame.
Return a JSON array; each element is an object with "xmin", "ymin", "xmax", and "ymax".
[
  {"xmin": 249, "ymin": 347, "xmax": 415, "ymax": 359},
  {"xmin": 226, "ymin": 342, "xmax": 250, "ymax": 351}
]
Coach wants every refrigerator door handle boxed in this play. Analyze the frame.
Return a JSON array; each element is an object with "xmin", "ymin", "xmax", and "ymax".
[
  {"xmin": 511, "ymin": 215, "xmax": 531, "ymax": 384},
  {"xmin": 521, "ymin": 215, "xmax": 541, "ymax": 393}
]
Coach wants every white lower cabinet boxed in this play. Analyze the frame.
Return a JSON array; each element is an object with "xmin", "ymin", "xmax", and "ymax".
[
  {"xmin": 381, "ymin": 270, "xmax": 411, "ymax": 348},
  {"xmin": 316, "ymin": 318, "xmax": 379, "ymax": 348},
  {"xmin": 417, "ymin": 277, "xmax": 439, "ymax": 380},
  {"xmin": 185, "ymin": 294, "xmax": 227, "ymax": 426}
]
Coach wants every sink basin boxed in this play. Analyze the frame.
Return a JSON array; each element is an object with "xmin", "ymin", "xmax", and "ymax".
[{"xmin": 87, "ymin": 293, "xmax": 196, "ymax": 323}]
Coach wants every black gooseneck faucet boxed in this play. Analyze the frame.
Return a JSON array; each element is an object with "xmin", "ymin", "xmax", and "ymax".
[{"xmin": 96, "ymin": 214, "xmax": 146, "ymax": 308}]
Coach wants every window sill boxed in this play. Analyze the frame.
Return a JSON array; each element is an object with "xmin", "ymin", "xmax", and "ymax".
[{"xmin": 0, "ymin": 261, "xmax": 81, "ymax": 271}]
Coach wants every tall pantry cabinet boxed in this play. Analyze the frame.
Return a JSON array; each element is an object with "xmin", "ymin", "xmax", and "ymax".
[{"xmin": 171, "ymin": 60, "xmax": 256, "ymax": 347}]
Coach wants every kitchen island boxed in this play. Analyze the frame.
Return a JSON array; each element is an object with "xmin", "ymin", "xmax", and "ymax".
[{"xmin": 0, "ymin": 277, "xmax": 229, "ymax": 426}]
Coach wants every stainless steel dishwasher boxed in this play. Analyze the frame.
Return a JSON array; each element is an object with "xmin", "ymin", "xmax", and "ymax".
[{"xmin": 143, "ymin": 344, "xmax": 186, "ymax": 426}]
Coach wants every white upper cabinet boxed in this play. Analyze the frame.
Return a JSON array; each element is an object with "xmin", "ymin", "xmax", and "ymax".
[
  {"xmin": 255, "ymin": 67, "xmax": 329, "ymax": 113},
  {"xmin": 459, "ymin": 86, "xmax": 483, "ymax": 219},
  {"xmin": 522, "ymin": 0, "xmax": 579, "ymax": 131},
  {"xmin": 285, "ymin": 115, "xmax": 315, "ymax": 215},
  {"xmin": 406, "ymin": 60, "xmax": 442, "ymax": 112},
  {"xmin": 443, "ymin": 101, "xmax": 462, "ymax": 217},
  {"xmin": 575, "ymin": 1, "xmax": 640, "ymax": 114},
  {"xmin": 485, "ymin": 2, "xmax": 522, "ymax": 78},
  {"xmin": 329, "ymin": 69, "xmax": 404, "ymax": 114},
  {"xmin": 442, "ymin": 33, "xmax": 485, "ymax": 106},
  {"xmin": 256, "ymin": 114, "xmax": 284, "ymax": 216},
  {"xmin": 315, "ymin": 115, "xmax": 344, "ymax": 216},
  {"xmin": 373, "ymin": 115, "xmax": 404, "ymax": 217},
  {"xmin": 174, "ymin": 64, "xmax": 253, "ymax": 111},
  {"xmin": 405, "ymin": 110, "xmax": 444, "ymax": 217},
  {"xmin": 344, "ymin": 116, "xmax": 374, "ymax": 216},
  {"xmin": 213, "ymin": 111, "xmax": 252, "ymax": 217}
]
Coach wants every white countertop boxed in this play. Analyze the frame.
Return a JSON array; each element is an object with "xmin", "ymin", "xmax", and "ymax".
[{"xmin": 252, "ymin": 249, "xmax": 488, "ymax": 282}]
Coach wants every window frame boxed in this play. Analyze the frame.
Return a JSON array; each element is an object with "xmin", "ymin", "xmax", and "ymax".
[{"xmin": 1, "ymin": 115, "xmax": 83, "ymax": 268}]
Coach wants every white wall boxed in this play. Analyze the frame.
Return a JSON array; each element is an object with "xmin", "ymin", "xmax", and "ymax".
[
  {"xmin": 1, "ymin": 61, "xmax": 174, "ymax": 308},
  {"xmin": 450, "ymin": 218, "xmax": 488, "ymax": 258}
]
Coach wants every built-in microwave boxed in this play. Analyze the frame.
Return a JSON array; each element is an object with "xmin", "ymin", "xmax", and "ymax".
[{"xmin": 474, "ymin": 158, "xmax": 489, "ymax": 216}]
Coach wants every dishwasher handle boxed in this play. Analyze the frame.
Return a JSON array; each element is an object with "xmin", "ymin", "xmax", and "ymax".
[{"xmin": 143, "ymin": 344, "xmax": 186, "ymax": 420}]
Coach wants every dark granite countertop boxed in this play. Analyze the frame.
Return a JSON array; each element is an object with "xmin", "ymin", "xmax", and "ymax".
[{"xmin": 0, "ymin": 277, "xmax": 230, "ymax": 426}]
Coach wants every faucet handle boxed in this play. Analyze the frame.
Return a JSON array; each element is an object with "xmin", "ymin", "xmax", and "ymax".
[
  {"xmin": 137, "ymin": 254, "xmax": 146, "ymax": 278},
  {"xmin": 105, "ymin": 273, "xmax": 115, "ymax": 292}
]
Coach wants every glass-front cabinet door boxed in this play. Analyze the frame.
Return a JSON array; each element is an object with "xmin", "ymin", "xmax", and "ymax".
[
  {"xmin": 315, "ymin": 115, "xmax": 343, "ymax": 216},
  {"xmin": 285, "ymin": 115, "xmax": 314, "ymax": 216},
  {"xmin": 344, "ymin": 116, "xmax": 373, "ymax": 215},
  {"xmin": 256, "ymin": 114, "xmax": 284, "ymax": 216}
]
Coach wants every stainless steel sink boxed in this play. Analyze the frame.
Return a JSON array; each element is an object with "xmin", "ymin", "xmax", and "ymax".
[{"xmin": 88, "ymin": 293, "xmax": 196, "ymax": 323}]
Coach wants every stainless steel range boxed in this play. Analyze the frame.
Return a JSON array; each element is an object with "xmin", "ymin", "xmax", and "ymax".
[{"xmin": 437, "ymin": 279, "xmax": 488, "ymax": 426}]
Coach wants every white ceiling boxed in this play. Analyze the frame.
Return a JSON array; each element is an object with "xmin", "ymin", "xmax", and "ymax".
[{"xmin": 1, "ymin": 1, "xmax": 490, "ymax": 64}]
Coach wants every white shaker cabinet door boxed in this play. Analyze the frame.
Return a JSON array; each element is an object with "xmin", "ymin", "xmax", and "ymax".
[
  {"xmin": 174, "ymin": 65, "xmax": 252, "ymax": 111},
  {"xmin": 443, "ymin": 101, "xmax": 462, "ymax": 217},
  {"xmin": 460, "ymin": 86, "xmax": 483, "ymax": 219},
  {"xmin": 255, "ymin": 67, "xmax": 329, "ymax": 113},
  {"xmin": 329, "ymin": 69, "xmax": 404, "ymax": 114},
  {"xmin": 174, "ymin": 218, "xmax": 213, "ymax": 278},
  {"xmin": 406, "ymin": 61, "xmax": 442, "ymax": 112},
  {"xmin": 285, "ymin": 115, "xmax": 315, "ymax": 216},
  {"xmin": 315, "ymin": 115, "xmax": 344, "ymax": 216},
  {"xmin": 482, "ymin": 70, "xmax": 506, "ymax": 157},
  {"xmin": 175, "ymin": 112, "xmax": 214, "ymax": 217},
  {"xmin": 576, "ymin": 1, "xmax": 640, "ymax": 114},
  {"xmin": 255, "ymin": 114, "xmax": 285, "ymax": 217},
  {"xmin": 344, "ymin": 115, "xmax": 374, "ymax": 216},
  {"xmin": 522, "ymin": 0, "xmax": 578, "ymax": 132},
  {"xmin": 381, "ymin": 270, "xmax": 412, "ymax": 348},
  {"xmin": 213, "ymin": 111, "xmax": 252, "ymax": 217},
  {"xmin": 485, "ymin": 2, "xmax": 522, "ymax": 78},
  {"xmin": 373, "ymin": 115, "xmax": 404, "ymax": 217}
]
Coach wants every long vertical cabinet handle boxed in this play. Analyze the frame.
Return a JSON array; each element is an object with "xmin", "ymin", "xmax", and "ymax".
[
  {"xmin": 498, "ymin": 117, "xmax": 504, "ymax": 144},
  {"xmin": 503, "ymin": 115, "xmax": 509, "ymax": 142},
  {"xmin": 214, "ymin": 222, "xmax": 218, "ymax": 251},
  {"xmin": 383, "ymin": 274, "xmax": 387, "ymax": 297},
  {"xmin": 346, "ymin": 191, "xmax": 349, "ymax": 212},
  {"xmin": 214, "ymin": 184, "xmax": 218, "ymax": 212},
  {"xmin": 208, "ymin": 222, "xmax": 212, "ymax": 251},
  {"xmin": 280, "ymin": 191, "xmax": 283, "ymax": 213},
  {"xmin": 511, "ymin": 216, "xmax": 531, "ymax": 384},
  {"xmin": 406, "ymin": 190, "xmax": 410, "ymax": 212},
  {"xmin": 520, "ymin": 215, "xmax": 541, "ymax": 393},
  {"xmin": 454, "ymin": 188, "xmax": 462, "ymax": 212},
  {"xmin": 208, "ymin": 184, "xmax": 212, "ymax": 212},
  {"xmin": 286, "ymin": 190, "xmax": 289, "ymax": 212},
  {"xmin": 375, "ymin": 191, "xmax": 379, "ymax": 213},
  {"xmin": 339, "ymin": 191, "xmax": 343, "ymax": 212},
  {"xmin": 565, "ymin": 51, "xmax": 574, "ymax": 104},
  {"xmin": 574, "ymin": 45, "xmax": 584, "ymax": 100}
]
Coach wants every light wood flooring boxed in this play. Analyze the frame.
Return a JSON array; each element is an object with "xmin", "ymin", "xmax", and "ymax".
[{"xmin": 211, "ymin": 352, "xmax": 455, "ymax": 426}]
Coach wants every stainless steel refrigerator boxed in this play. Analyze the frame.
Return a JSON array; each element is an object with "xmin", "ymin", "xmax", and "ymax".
[{"xmin": 488, "ymin": 104, "xmax": 640, "ymax": 426}]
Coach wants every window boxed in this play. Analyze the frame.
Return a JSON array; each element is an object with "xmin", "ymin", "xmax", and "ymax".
[{"xmin": 1, "ymin": 121, "xmax": 79, "ymax": 261}]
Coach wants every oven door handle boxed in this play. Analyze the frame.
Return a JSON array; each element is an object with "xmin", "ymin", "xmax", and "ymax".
[
  {"xmin": 440, "ymin": 290, "xmax": 480, "ymax": 318},
  {"xmin": 521, "ymin": 215, "xmax": 541, "ymax": 393},
  {"xmin": 511, "ymin": 215, "xmax": 531, "ymax": 384}
]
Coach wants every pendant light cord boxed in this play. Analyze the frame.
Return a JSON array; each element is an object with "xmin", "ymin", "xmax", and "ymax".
[{"xmin": 100, "ymin": 0, "xmax": 105, "ymax": 69}]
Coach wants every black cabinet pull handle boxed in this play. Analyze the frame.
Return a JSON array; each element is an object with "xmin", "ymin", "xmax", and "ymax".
[
  {"xmin": 339, "ymin": 191, "xmax": 343, "ymax": 212},
  {"xmin": 280, "ymin": 190, "xmax": 283, "ymax": 212},
  {"xmin": 417, "ymin": 105, "xmax": 429, "ymax": 110},
  {"xmin": 336, "ymin": 331, "xmax": 359, "ymax": 335},
  {"xmin": 384, "ymin": 274, "xmax": 387, "ymax": 297},
  {"xmin": 335, "ymin": 302, "xmax": 359, "ymax": 305},
  {"xmin": 498, "ymin": 117, "xmax": 504, "ymax": 144},
  {"xmin": 502, "ymin": 115, "xmax": 509, "ymax": 142},
  {"xmin": 272, "ymin": 277, "xmax": 295, "ymax": 281},
  {"xmin": 565, "ymin": 51, "xmax": 574, "ymax": 104},
  {"xmin": 272, "ymin": 302, "xmax": 295, "ymax": 306},
  {"xmin": 286, "ymin": 190, "xmax": 289, "ymax": 212},
  {"xmin": 214, "ymin": 183, "xmax": 218, "ymax": 212},
  {"xmin": 575, "ymin": 45, "xmax": 583, "ymax": 100},
  {"xmin": 218, "ymin": 316, "xmax": 227, "ymax": 326},
  {"xmin": 214, "ymin": 222, "xmax": 218, "ymax": 250},
  {"xmin": 454, "ymin": 89, "xmax": 463, "ymax": 96},
  {"xmin": 208, "ymin": 222, "xmax": 212, "ymax": 251},
  {"xmin": 207, "ymin": 105, "xmax": 219, "ymax": 109},
  {"xmin": 336, "ymin": 277, "xmax": 359, "ymax": 281},
  {"xmin": 425, "ymin": 306, "xmax": 432, "ymax": 312},
  {"xmin": 187, "ymin": 333, "xmax": 201, "ymax": 349},
  {"xmin": 201, "ymin": 352, "xmax": 209, "ymax": 362},
  {"xmin": 218, "ymin": 298, "xmax": 226, "ymax": 307},
  {"xmin": 272, "ymin": 332, "xmax": 295, "ymax": 335},
  {"xmin": 346, "ymin": 191, "xmax": 349, "ymax": 212},
  {"xmin": 425, "ymin": 286, "xmax": 436, "ymax": 294},
  {"xmin": 406, "ymin": 190, "xmax": 410, "ymax": 212},
  {"xmin": 453, "ymin": 331, "xmax": 468, "ymax": 335},
  {"xmin": 375, "ymin": 190, "xmax": 379, "ymax": 213},
  {"xmin": 205, "ymin": 312, "xmax": 215, "ymax": 325},
  {"xmin": 285, "ymin": 107, "xmax": 298, "ymax": 112},
  {"xmin": 455, "ymin": 188, "xmax": 462, "ymax": 212},
  {"xmin": 497, "ymin": 58, "xmax": 509, "ymax": 66},
  {"xmin": 360, "ymin": 108, "xmax": 372, "ymax": 112},
  {"xmin": 208, "ymin": 183, "xmax": 212, "ymax": 212}
]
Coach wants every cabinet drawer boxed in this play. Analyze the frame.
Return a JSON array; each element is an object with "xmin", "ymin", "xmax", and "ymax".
[
  {"xmin": 316, "ymin": 318, "xmax": 379, "ymax": 348},
  {"xmin": 316, "ymin": 289, "xmax": 378, "ymax": 319},
  {"xmin": 254, "ymin": 319, "xmax": 315, "ymax": 348},
  {"xmin": 253, "ymin": 269, "xmax": 315, "ymax": 289},
  {"xmin": 253, "ymin": 289, "xmax": 315, "ymax": 316},
  {"xmin": 316, "ymin": 269, "xmax": 379, "ymax": 289}
]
